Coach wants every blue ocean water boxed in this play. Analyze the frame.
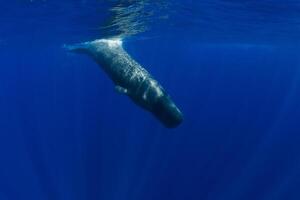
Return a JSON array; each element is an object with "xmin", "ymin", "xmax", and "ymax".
[{"xmin": 0, "ymin": 0, "xmax": 300, "ymax": 199}]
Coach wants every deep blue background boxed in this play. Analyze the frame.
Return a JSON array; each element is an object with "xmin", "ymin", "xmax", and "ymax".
[{"xmin": 0, "ymin": 1, "xmax": 300, "ymax": 200}]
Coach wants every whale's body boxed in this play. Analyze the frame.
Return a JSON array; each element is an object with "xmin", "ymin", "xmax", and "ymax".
[{"xmin": 66, "ymin": 38, "xmax": 183, "ymax": 128}]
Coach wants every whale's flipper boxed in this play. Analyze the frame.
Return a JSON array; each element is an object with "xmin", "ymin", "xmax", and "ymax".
[{"xmin": 115, "ymin": 85, "xmax": 128, "ymax": 95}]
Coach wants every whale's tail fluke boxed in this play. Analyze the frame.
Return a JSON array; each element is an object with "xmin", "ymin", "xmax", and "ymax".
[{"xmin": 63, "ymin": 42, "xmax": 90, "ymax": 54}]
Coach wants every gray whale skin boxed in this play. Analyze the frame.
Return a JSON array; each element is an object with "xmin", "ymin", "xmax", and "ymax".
[{"xmin": 65, "ymin": 38, "xmax": 183, "ymax": 128}]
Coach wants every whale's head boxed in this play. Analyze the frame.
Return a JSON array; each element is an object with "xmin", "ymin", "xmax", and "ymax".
[
  {"xmin": 151, "ymin": 94, "xmax": 183, "ymax": 128},
  {"xmin": 130, "ymin": 79, "xmax": 183, "ymax": 128}
]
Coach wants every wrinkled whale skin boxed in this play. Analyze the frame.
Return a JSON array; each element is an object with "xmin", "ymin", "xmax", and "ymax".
[{"xmin": 66, "ymin": 38, "xmax": 183, "ymax": 128}]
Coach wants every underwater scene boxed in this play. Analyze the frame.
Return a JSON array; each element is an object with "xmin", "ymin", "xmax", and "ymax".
[{"xmin": 0, "ymin": 0, "xmax": 300, "ymax": 199}]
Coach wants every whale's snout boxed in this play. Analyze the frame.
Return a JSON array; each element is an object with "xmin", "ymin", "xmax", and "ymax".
[{"xmin": 152, "ymin": 95, "xmax": 183, "ymax": 128}]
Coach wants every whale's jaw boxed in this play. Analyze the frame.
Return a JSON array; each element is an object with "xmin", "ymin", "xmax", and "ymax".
[{"xmin": 65, "ymin": 38, "xmax": 183, "ymax": 128}]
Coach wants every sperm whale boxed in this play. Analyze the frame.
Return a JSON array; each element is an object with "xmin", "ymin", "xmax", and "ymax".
[{"xmin": 65, "ymin": 38, "xmax": 183, "ymax": 128}]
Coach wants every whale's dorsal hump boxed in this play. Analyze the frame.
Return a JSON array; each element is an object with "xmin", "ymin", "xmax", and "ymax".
[{"xmin": 93, "ymin": 38, "xmax": 123, "ymax": 48}]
